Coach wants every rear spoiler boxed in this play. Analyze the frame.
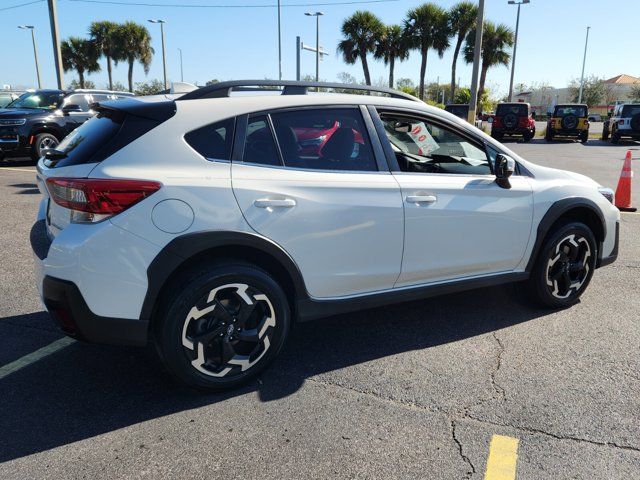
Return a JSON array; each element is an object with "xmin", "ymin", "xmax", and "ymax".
[{"xmin": 91, "ymin": 98, "xmax": 176, "ymax": 122}]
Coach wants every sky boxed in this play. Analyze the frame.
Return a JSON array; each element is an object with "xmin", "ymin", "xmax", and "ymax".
[{"xmin": 1, "ymin": 0, "xmax": 639, "ymax": 97}]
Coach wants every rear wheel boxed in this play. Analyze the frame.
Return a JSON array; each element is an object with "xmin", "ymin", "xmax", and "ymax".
[
  {"xmin": 31, "ymin": 133, "xmax": 59, "ymax": 162},
  {"xmin": 523, "ymin": 222, "xmax": 596, "ymax": 309},
  {"xmin": 156, "ymin": 263, "xmax": 291, "ymax": 391},
  {"xmin": 601, "ymin": 126, "xmax": 609, "ymax": 141},
  {"xmin": 523, "ymin": 130, "xmax": 534, "ymax": 142},
  {"xmin": 545, "ymin": 130, "xmax": 553, "ymax": 142},
  {"xmin": 611, "ymin": 130, "xmax": 620, "ymax": 144},
  {"xmin": 580, "ymin": 131, "xmax": 589, "ymax": 144}
]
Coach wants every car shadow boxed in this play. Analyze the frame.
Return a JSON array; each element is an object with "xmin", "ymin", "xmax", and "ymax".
[
  {"xmin": 9, "ymin": 183, "xmax": 39, "ymax": 194},
  {"xmin": 0, "ymin": 284, "xmax": 549, "ymax": 462},
  {"xmin": 0, "ymin": 157, "xmax": 35, "ymax": 167}
]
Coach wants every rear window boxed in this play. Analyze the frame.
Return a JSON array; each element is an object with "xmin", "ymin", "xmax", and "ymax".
[
  {"xmin": 554, "ymin": 106, "xmax": 587, "ymax": 117},
  {"xmin": 622, "ymin": 105, "xmax": 640, "ymax": 117},
  {"xmin": 496, "ymin": 104, "xmax": 528, "ymax": 116},
  {"xmin": 184, "ymin": 118, "xmax": 235, "ymax": 160},
  {"xmin": 45, "ymin": 110, "xmax": 161, "ymax": 168}
]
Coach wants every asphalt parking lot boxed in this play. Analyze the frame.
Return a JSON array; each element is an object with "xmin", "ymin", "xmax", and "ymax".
[{"xmin": 0, "ymin": 141, "xmax": 639, "ymax": 479}]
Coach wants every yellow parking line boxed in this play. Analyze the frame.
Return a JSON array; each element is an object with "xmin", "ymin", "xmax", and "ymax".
[
  {"xmin": 0, "ymin": 167, "xmax": 36, "ymax": 173},
  {"xmin": 0, "ymin": 337, "xmax": 75, "ymax": 380},
  {"xmin": 484, "ymin": 434, "xmax": 519, "ymax": 480}
]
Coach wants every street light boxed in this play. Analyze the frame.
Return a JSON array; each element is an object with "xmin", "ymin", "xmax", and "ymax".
[
  {"xmin": 578, "ymin": 26, "xmax": 591, "ymax": 104},
  {"xmin": 507, "ymin": 0, "xmax": 530, "ymax": 102},
  {"xmin": 305, "ymin": 12, "xmax": 324, "ymax": 82},
  {"xmin": 178, "ymin": 48, "xmax": 184, "ymax": 82},
  {"xmin": 148, "ymin": 19, "xmax": 168, "ymax": 90},
  {"xmin": 18, "ymin": 25, "xmax": 42, "ymax": 89}
]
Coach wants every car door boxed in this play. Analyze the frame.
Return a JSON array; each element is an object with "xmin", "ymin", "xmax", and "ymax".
[
  {"xmin": 231, "ymin": 106, "xmax": 404, "ymax": 299},
  {"xmin": 372, "ymin": 107, "xmax": 533, "ymax": 287}
]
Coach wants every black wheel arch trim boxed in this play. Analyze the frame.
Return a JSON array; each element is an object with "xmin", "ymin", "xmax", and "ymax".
[
  {"xmin": 140, "ymin": 231, "xmax": 309, "ymax": 323},
  {"xmin": 525, "ymin": 197, "xmax": 607, "ymax": 272}
]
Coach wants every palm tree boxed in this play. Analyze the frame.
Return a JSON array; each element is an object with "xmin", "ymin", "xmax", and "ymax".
[
  {"xmin": 405, "ymin": 3, "xmax": 450, "ymax": 101},
  {"xmin": 114, "ymin": 22, "xmax": 154, "ymax": 93},
  {"xmin": 448, "ymin": 2, "xmax": 477, "ymax": 100},
  {"xmin": 374, "ymin": 24, "xmax": 410, "ymax": 89},
  {"xmin": 89, "ymin": 21, "xmax": 119, "ymax": 91},
  {"xmin": 464, "ymin": 21, "xmax": 514, "ymax": 103},
  {"xmin": 61, "ymin": 37, "xmax": 100, "ymax": 89},
  {"xmin": 337, "ymin": 11, "xmax": 384, "ymax": 86}
]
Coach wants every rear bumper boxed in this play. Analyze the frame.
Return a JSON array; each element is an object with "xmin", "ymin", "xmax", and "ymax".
[
  {"xmin": 616, "ymin": 129, "xmax": 640, "ymax": 138},
  {"xmin": 42, "ymin": 275, "xmax": 148, "ymax": 346},
  {"xmin": 492, "ymin": 127, "xmax": 534, "ymax": 136}
]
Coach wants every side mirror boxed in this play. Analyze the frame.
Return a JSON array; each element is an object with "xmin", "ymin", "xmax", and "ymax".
[
  {"xmin": 62, "ymin": 104, "xmax": 82, "ymax": 114},
  {"xmin": 393, "ymin": 121, "xmax": 412, "ymax": 133},
  {"xmin": 495, "ymin": 153, "xmax": 515, "ymax": 189}
]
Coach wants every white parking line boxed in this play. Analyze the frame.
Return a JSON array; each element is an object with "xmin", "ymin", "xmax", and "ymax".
[
  {"xmin": 0, "ymin": 167, "xmax": 37, "ymax": 173},
  {"xmin": 0, "ymin": 337, "xmax": 75, "ymax": 380}
]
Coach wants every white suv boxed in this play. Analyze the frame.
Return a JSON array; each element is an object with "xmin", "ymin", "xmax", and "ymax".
[
  {"xmin": 602, "ymin": 103, "xmax": 640, "ymax": 142},
  {"xmin": 31, "ymin": 81, "xmax": 620, "ymax": 390}
]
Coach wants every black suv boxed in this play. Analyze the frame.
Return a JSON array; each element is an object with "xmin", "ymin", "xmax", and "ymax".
[
  {"xmin": 0, "ymin": 89, "xmax": 132, "ymax": 161},
  {"xmin": 491, "ymin": 102, "xmax": 535, "ymax": 142}
]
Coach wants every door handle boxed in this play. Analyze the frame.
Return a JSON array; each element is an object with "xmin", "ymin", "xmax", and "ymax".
[
  {"xmin": 405, "ymin": 195, "xmax": 437, "ymax": 204},
  {"xmin": 254, "ymin": 198, "xmax": 297, "ymax": 209}
]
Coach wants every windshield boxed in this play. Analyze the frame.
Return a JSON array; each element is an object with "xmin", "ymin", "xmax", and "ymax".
[
  {"xmin": 496, "ymin": 104, "xmax": 528, "ymax": 116},
  {"xmin": 7, "ymin": 91, "xmax": 64, "ymax": 110},
  {"xmin": 554, "ymin": 106, "xmax": 587, "ymax": 117}
]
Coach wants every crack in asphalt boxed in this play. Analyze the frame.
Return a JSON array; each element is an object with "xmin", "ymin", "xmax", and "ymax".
[
  {"xmin": 464, "ymin": 414, "xmax": 640, "ymax": 453},
  {"xmin": 490, "ymin": 331, "xmax": 506, "ymax": 402},
  {"xmin": 450, "ymin": 420, "xmax": 476, "ymax": 479}
]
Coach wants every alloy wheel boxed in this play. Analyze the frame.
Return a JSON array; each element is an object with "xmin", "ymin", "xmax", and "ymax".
[
  {"xmin": 181, "ymin": 283, "xmax": 276, "ymax": 378},
  {"xmin": 545, "ymin": 234, "xmax": 592, "ymax": 299}
]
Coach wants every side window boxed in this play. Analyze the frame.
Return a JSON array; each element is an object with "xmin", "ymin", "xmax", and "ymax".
[
  {"xmin": 270, "ymin": 108, "xmax": 377, "ymax": 171},
  {"xmin": 184, "ymin": 117, "xmax": 235, "ymax": 161},
  {"xmin": 242, "ymin": 115, "xmax": 281, "ymax": 166},
  {"xmin": 380, "ymin": 113, "xmax": 491, "ymax": 175},
  {"xmin": 65, "ymin": 94, "xmax": 90, "ymax": 111}
]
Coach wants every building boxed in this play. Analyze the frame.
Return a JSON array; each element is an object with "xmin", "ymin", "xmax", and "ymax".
[{"xmin": 513, "ymin": 74, "xmax": 640, "ymax": 117}]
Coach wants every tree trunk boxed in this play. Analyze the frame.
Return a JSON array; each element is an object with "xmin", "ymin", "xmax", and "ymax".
[
  {"xmin": 418, "ymin": 47, "xmax": 428, "ymax": 100},
  {"xmin": 361, "ymin": 53, "xmax": 371, "ymax": 86},
  {"xmin": 388, "ymin": 57, "xmax": 395, "ymax": 89},
  {"xmin": 450, "ymin": 35, "xmax": 463, "ymax": 101},
  {"xmin": 78, "ymin": 70, "xmax": 85, "ymax": 89},
  {"xmin": 479, "ymin": 64, "xmax": 488, "ymax": 103},
  {"xmin": 128, "ymin": 58, "xmax": 134, "ymax": 93},
  {"xmin": 106, "ymin": 55, "xmax": 113, "ymax": 90}
]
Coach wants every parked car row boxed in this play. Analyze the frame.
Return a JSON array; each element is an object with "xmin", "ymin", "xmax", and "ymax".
[
  {"xmin": 446, "ymin": 100, "xmax": 640, "ymax": 145},
  {"xmin": 0, "ymin": 88, "xmax": 132, "ymax": 161}
]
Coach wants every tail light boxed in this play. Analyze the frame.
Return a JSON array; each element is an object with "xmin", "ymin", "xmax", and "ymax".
[
  {"xmin": 618, "ymin": 120, "xmax": 625, "ymax": 126},
  {"xmin": 46, "ymin": 177, "xmax": 161, "ymax": 223},
  {"xmin": 493, "ymin": 117, "xmax": 502, "ymax": 128},
  {"xmin": 518, "ymin": 117, "xmax": 529, "ymax": 128}
]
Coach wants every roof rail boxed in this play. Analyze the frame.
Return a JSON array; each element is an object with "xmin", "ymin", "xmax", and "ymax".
[{"xmin": 177, "ymin": 80, "xmax": 420, "ymax": 103}]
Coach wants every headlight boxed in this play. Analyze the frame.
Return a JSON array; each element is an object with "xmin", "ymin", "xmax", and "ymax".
[
  {"xmin": 0, "ymin": 118, "xmax": 26, "ymax": 126},
  {"xmin": 598, "ymin": 187, "xmax": 614, "ymax": 204}
]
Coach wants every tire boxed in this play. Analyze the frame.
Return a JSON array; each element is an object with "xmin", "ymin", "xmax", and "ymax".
[
  {"xmin": 523, "ymin": 129, "xmax": 534, "ymax": 142},
  {"xmin": 611, "ymin": 130, "xmax": 620, "ymax": 144},
  {"xmin": 156, "ymin": 262, "xmax": 291, "ymax": 391},
  {"xmin": 601, "ymin": 126, "xmax": 609, "ymax": 141},
  {"xmin": 31, "ymin": 133, "xmax": 60, "ymax": 162},
  {"xmin": 491, "ymin": 132, "xmax": 502, "ymax": 142},
  {"xmin": 580, "ymin": 131, "xmax": 589, "ymax": 144},
  {"xmin": 545, "ymin": 130, "xmax": 553, "ymax": 142},
  {"xmin": 523, "ymin": 222, "xmax": 597, "ymax": 309}
]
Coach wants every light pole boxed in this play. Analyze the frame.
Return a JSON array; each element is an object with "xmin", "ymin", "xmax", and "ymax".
[
  {"xmin": 507, "ymin": 0, "xmax": 530, "ymax": 102},
  {"xmin": 148, "ymin": 19, "xmax": 168, "ymax": 90},
  {"xmin": 305, "ymin": 12, "xmax": 324, "ymax": 82},
  {"xmin": 578, "ymin": 26, "xmax": 591, "ymax": 104},
  {"xmin": 178, "ymin": 48, "xmax": 183, "ymax": 82},
  {"xmin": 468, "ymin": 0, "xmax": 485, "ymax": 123},
  {"xmin": 47, "ymin": 0, "xmax": 64, "ymax": 89},
  {"xmin": 18, "ymin": 25, "xmax": 41, "ymax": 89},
  {"xmin": 277, "ymin": 0, "xmax": 282, "ymax": 80}
]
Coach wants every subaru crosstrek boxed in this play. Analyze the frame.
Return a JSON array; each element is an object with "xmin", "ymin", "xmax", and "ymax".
[{"xmin": 31, "ymin": 81, "xmax": 620, "ymax": 391}]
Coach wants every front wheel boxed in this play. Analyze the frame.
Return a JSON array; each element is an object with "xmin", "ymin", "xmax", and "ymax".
[
  {"xmin": 522, "ymin": 222, "xmax": 596, "ymax": 309},
  {"xmin": 580, "ymin": 131, "xmax": 589, "ymax": 144},
  {"xmin": 156, "ymin": 263, "xmax": 291, "ymax": 391}
]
